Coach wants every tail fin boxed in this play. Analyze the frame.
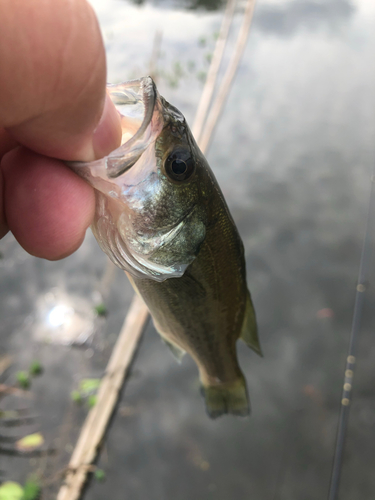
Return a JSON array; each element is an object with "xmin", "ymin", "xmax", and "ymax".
[{"xmin": 201, "ymin": 377, "xmax": 250, "ymax": 419}]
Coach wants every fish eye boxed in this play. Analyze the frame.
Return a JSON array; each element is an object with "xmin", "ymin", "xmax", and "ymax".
[
  {"xmin": 165, "ymin": 149, "xmax": 195, "ymax": 182},
  {"xmin": 171, "ymin": 159, "xmax": 187, "ymax": 175}
]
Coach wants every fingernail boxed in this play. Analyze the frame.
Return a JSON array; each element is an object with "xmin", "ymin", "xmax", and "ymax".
[{"xmin": 91, "ymin": 93, "xmax": 122, "ymax": 160}]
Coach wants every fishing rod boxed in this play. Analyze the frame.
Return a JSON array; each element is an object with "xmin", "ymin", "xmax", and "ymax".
[{"xmin": 328, "ymin": 165, "xmax": 375, "ymax": 500}]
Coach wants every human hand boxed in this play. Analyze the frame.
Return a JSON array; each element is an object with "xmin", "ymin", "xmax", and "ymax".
[{"xmin": 0, "ymin": 0, "xmax": 122, "ymax": 259}]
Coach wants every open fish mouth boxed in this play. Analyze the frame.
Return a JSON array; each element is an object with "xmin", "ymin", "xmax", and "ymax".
[{"xmin": 105, "ymin": 77, "xmax": 158, "ymax": 178}]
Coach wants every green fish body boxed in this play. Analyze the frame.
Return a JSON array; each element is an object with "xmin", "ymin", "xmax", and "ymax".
[{"xmin": 69, "ymin": 77, "xmax": 260, "ymax": 418}]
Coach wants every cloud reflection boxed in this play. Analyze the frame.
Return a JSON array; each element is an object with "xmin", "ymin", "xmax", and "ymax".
[{"xmin": 255, "ymin": 0, "xmax": 355, "ymax": 36}]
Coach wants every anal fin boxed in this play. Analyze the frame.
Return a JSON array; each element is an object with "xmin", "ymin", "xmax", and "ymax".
[
  {"xmin": 162, "ymin": 338, "xmax": 186, "ymax": 363},
  {"xmin": 151, "ymin": 317, "xmax": 186, "ymax": 364},
  {"xmin": 240, "ymin": 290, "xmax": 262, "ymax": 357}
]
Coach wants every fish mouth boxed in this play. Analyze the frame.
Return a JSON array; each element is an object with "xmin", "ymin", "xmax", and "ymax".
[
  {"xmin": 106, "ymin": 77, "xmax": 160, "ymax": 178},
  {"xmin": 68, "ymin": 77, "xmax": 163, "ymax": 181}
]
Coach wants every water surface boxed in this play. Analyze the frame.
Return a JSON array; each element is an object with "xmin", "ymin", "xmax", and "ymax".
[{"xmin": 1, "ymin": 0, "xmax": 374, "ymax": 498}]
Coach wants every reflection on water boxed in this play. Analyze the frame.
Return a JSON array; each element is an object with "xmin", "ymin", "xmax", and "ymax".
[
  {"xmin": 124, "ymin": 0, "xmax": 355, "ymax": 29},
  {"xmin": 128, "ymin": 0, "xmax": 225, "ymax": 11},
  {"xmin": 31, "ymin": 288, "xmax": 96, "ymax": 345},
  {"xmin": 255, "ymin": 0, "xmax": 355, "ymax": 35},
  {"xmin": 0, "ymin": 0, "xmax": 374, "ymax": 498}
]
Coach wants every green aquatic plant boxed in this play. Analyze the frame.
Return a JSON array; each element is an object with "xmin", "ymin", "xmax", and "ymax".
[
  {"xmin": 155, "ymin": 31, "xmax": 217, "ymax": 90},
  {"xmin": 197, "ymin": 70, "xmax": 207, "ymax": 83},
  {"xmin": 0, "ymin": 482, "xmax": 24, "ymax": 500},
  {"xmin": 16, "ymin": 433, "xmax": 44, "ymax": 452},
  {"xmin": 16, "ymin": 371, "xmax": 30, "ymax": 389},
  {"xmin": 70, "ymin": 390, "xmax": 82, "ymax": 403},
  {"xmin": 94, "ymin": 469, "xmax": 106, "ymax": 482},
  {"xmin": 87, "ymin": 395, "xmax": 97, "ymax": 409},
  {"xmin": 0, "ymin": 477, "xmax": 40, "ymax": 500},
  {"xmin": 71, "ymin": 378, "xmax": 101, "ymax": 409},
  {"xmin": 29, "ymin": 361, "xmax": 43, "ymax": 376},
  {"xmin": 94, "ymin": 303, "xmax": 107, "ymax": 317},
  {"xmin": 22, "ymin": 476, "xmax": 41, "ymax": 500},
  {"xmin": 79, "ymin": 378, "xmax": 101, "ymax": 395},
  {"xmin": 198, "ymin": 36, "xmax": 207, "ymax": 47}
]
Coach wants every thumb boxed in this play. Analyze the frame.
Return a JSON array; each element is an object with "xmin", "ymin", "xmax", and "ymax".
[{"xmin": 0, "ymin": 0, "xmax": 121, "ymax": 161}]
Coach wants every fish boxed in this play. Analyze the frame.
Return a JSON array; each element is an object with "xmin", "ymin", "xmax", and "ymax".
[{"xmin": 69, "ymin": 77, "xmax": 261, "ymax": 418}]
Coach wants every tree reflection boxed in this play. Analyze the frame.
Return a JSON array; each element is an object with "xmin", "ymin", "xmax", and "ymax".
[{"xmin": 124, "ymin": 0, "xmax": 224, "ymax": 12}]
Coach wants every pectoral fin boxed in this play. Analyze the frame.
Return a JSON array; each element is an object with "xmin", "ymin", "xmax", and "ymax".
[{"xmin": 240, "ymin": 291, "xmax": 262, "ymax": 357}]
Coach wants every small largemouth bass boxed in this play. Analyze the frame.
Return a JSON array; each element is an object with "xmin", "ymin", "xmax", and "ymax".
[{"xmin": 70, "ymin": 77, "xmax": 261, "ymax": 418}]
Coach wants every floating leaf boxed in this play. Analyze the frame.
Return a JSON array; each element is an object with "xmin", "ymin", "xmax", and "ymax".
[
  {"xmin": 198, "ymin": 36, "xmax": 207, "ymax": 47},
  {"xmin": 87, "ymin": 395, "xmax": 97, "ymax": 408},
  {"xmin": 173, "ymin": 61, "xmax": 184, "ymax": 78},
  {"xmin": 187, "ymin": 60, "xmax": 196, "ymax": 72},
  {"xmin": 0, "ymin": 410, "xmax": 18, "ymax": 419},
  {"xmin": 16, "ymin": 432, "xmax": 44, "ymax": 452},
  {"xmin": 16, "ymin": 371, "xmax": 30, "ymax": 389},
  {"xmin": 205, "ymin": 53, "xmax": 213, "ymax": 64},
  {"xmin": 0, "ymin": 481, "xmax": 23, "ymax": 500},
  {"xmin": 94, "ymin": 303, "xmax": 107, "ymax": 317},
  {"xmin": 168, "ymin": 77, "xmax": 178, "ymax": 89},
  {"xmin": 22, "ymin": 476, "xmax": 41, "ymax": 500},
  {"xmin": 197, "ymin": 71, "xmax": 207, "ymax": 84},
  {"xmin": 79, "ymin": 378, "xmax": 101, "ymax": 396},
  {"xmin": 94, "ymin": 469, "xmax": 106, "ymax": 482},
  {"xmin": 29, "ymin": 361, "xmax": 43, "ymax": 377},
  {"xmin": 70, "ymin": 390, "xmax": 82, "ymax": 403}
]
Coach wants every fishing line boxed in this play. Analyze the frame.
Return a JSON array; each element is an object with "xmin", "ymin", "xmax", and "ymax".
[{"xmin": 328, "ymin": 165, "xmax": 375, "ymax": 500}]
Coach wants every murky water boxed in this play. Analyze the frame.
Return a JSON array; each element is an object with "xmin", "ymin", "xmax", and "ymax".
[{"xmin": 1, "ymin": 0, "xmax": 375, "ymax": 498}]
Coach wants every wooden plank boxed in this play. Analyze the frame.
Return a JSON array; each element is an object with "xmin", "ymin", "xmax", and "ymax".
[
  {"xmin": 199, "ymin": 0, "xmax": 257, "ymax": 153},
  {"xmin": 56, "ymin": 295, "xmax": 148, "ymax": 500},
  {"xmin": 192, "ymin": 0, "xmax": 236, "ymax": 144}
]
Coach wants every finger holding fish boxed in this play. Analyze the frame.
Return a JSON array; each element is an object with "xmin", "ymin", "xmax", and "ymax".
[{"xmin": 0, "ymin": 0, "xmax": 123, "ymax": 256}]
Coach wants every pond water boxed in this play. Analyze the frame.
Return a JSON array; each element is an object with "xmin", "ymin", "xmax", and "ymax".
[{"xmin": 1, "ymin": 0, "xmax": 375, "ymax": 498}]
